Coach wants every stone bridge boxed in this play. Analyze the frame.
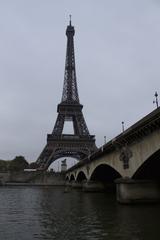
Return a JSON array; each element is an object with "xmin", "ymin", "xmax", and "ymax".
[{"xmin": 66, "ymin": 107, "xmax": 160, "ymax": 203}]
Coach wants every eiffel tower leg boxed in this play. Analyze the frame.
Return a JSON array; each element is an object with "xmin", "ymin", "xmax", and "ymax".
[
  {"xmin": 37, "ymin": 144, "xmax": 58, "ymax": 170},
  {"xmin": 75, "ymin": 113, "xmax": 90, "ymax": 136},
  {"xmin": 52, "ymin": 114, "xmax": 65, "ymax": 135},
  {"xmin": 36, "ymin": 145, "xmax": 51, "ymax": 168}
]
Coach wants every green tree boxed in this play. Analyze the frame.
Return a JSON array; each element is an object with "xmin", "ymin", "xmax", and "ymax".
[
  {"xmin": 8, "ymin": 156, "xmax": 29, "ymax": 171},
  {"xmin": 0, "ymin": 160, "xmax": 8, "ymax": 171}
]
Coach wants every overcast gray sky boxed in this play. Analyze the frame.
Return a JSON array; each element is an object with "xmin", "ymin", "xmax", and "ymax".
[{"xmin": 0, "ymin": 0, "xmax": 160, "ymax": 166}]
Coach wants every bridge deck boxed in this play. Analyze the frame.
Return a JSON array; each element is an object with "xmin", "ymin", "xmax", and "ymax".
[{"xmin": 67, "ymin": 107, "xmax": 160, "ymax": 173}]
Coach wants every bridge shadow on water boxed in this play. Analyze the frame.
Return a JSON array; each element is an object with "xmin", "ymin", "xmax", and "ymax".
[
  {"xmin": 32, "ymin": 186, "xmax": 160, "ymax": 240},
  {"xmin": 0, "ymin": 186, "xmax": 160, "ymax": 240}
]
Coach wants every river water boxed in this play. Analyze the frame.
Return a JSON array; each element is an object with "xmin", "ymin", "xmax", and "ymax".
[{"xmin": 0, "ymin": 186, "xmax": 159, "ymax": 240}]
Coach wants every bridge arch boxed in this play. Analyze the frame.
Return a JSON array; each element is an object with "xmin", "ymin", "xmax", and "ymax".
[
  {"xmin": 89, "ymin": 163, "xmax": 122, "ymax": 182},
  {"xmin": 65, "ymin": 176, "xmax": 69, "ymax": 181},
  {"xmin": 76, "ymin": 171, "xmax": 87, "ymax": 182},
  {"xmin": 69, "ymin": 174, "xmax": 75, "ymax": 181},
  {"xmin": 132, "ymin": 149, "xmax": 160, "ymax": 180}
]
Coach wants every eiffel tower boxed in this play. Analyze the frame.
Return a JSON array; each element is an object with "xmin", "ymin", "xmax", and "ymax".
[{"xmin": 36, "ymin": 18, "xmax": 97, "ymax": 170}]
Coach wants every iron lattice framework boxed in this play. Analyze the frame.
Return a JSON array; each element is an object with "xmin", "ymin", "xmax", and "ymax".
[{"xmin": 36, "ymin": 20, "xmax": 97, "ymax": 170}]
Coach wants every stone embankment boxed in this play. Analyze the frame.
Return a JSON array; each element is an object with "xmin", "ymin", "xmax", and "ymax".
[{"xmin": 0, "ymin": 171, "xmax": 65, "ymax": 186}]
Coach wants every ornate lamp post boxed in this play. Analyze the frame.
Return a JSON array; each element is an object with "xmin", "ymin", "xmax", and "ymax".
[
  {"xmin": 153, "ymin": 91, "xmax": 159, "ymax": 108},
  {"xmin": 122, "ymin": 121, "xmax": 125, "ymax": 132}
]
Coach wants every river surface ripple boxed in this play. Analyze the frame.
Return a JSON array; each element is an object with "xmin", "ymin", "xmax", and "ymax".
[{"xmin": 0, "ymin": 186, "xmax": 159, "ymax": 240}]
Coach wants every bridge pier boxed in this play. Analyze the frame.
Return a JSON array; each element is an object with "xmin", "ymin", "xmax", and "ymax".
[
  {"xmin": 82, "ymin": 180, "xmax": 105, "ymax": 192},
  {"xmin": 116, "ymin": 178, "xmax": 160, "ymax": 204},
  {"xmin": 71, "ymin": 181, "xmax": 83, "ymax": 189},
  {"xmin": 65, "ymin": 180, "xmax": 83, "ymax": 189}
]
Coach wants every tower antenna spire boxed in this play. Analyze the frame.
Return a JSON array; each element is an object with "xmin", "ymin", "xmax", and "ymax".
[{"xmin": 69, "ymin": 14, "xmax": 72, "ymax": 25}]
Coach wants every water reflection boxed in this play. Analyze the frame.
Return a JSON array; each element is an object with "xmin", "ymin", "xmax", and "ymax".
[{"xmin": 0, "ymin": 186, "xmax": 159, "ymax": 240}]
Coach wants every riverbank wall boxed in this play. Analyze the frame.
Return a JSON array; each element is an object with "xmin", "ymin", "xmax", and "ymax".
[{"xmin": 0, "ymin": 171, "xmax": 65, "ymax": 186}]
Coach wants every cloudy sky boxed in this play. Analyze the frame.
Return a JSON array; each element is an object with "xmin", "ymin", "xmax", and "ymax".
[{"xmin": 0, "ymin": 0, "xmax": 160, "ymax": 167}]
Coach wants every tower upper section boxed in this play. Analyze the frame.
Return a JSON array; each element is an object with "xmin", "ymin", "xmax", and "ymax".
[{"xmin": 61, "ymin": 19, "xmax": 79, "ymax": 104}]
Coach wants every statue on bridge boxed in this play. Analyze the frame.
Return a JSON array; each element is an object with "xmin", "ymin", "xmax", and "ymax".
[{"xmin": 119, "ymin": 145, "xmax": 133, "ymax": 169}]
